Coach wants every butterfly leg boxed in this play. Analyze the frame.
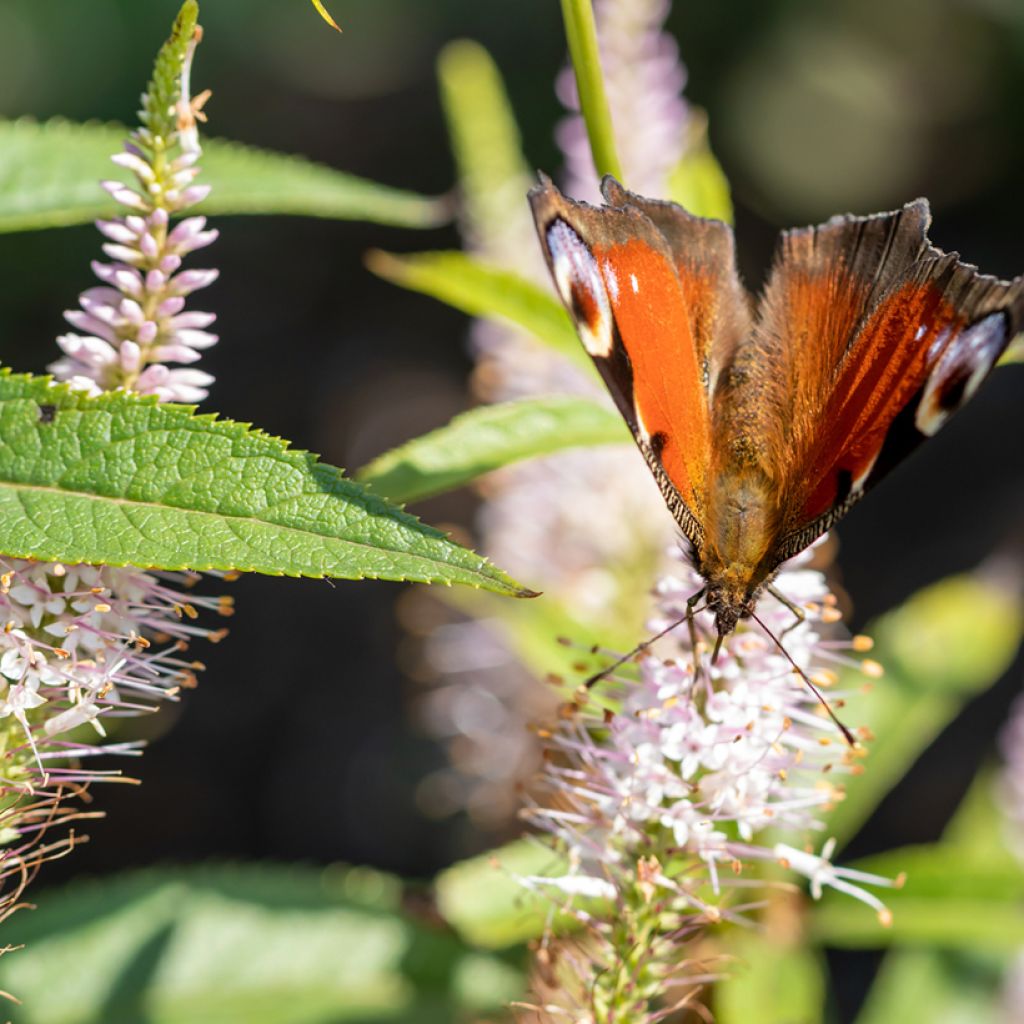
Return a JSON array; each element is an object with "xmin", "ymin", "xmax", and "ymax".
[
  {"xmin": 686, "ymin": 587, "xmax": 707, "ymax": 685},
  {"xmin": 766, "ymin": 583, "xmax": 806, "ymax": 637}
]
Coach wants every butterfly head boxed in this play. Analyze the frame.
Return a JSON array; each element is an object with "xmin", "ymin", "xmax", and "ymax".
[{"xmin": 705, "ymin": 576, "xmax": 761, "ymax": 645}]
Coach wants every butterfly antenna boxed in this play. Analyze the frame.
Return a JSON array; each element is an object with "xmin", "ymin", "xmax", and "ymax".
[
  {"xmin": 750, "ymin": 611, "xmax": 857, "ymax": 748},
  {"xmin": 582, "ymin": 602, "xmax": 706, "ymax": 689}
]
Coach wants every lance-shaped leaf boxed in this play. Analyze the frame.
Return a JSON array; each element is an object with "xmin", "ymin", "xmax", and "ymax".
[
  {"xmin": 366, "ymin": 249, "xmax": 593, "ymax": 371},
  {"xmin": 0, "ymin": 119, "xmax": 446, "ymax": 233},
  {"xmin": 357, "ymin": 396, "xmax": 629, "ymax": 504},
  {"xmin": 0, "ymin": 372, "xmax": 531, "ymax": 596}
]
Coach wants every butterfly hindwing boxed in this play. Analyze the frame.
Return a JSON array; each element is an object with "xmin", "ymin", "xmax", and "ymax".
[{"xmin": 528, "ymin": 176, "xmax": 751, "ymax": 548}]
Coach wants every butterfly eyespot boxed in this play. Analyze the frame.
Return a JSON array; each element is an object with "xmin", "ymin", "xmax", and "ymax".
[
  {"xmin": 546, "ymin": 219, "xmax": 614, "ymax": 358},
  {"xmin": 915, "ymin": 311, "xmax": 1008, "ymax": 436}
]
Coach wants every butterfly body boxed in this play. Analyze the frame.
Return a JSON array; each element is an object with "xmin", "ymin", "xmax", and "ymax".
[{"xmin": 529, "ymin": 176, "xmax": 1024, "ymax": 639}]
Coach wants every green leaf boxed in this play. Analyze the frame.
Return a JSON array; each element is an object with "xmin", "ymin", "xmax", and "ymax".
[
  {"xmin": 357, "ymin": 396, "xmax": 629, "ymax": 504},
  {"xmin": 854, "ymin": 949, "xmax": 1004, "ymax": 1024},
  {"xmin": 0, "ymin": 119, "xmax": 446, "ymax": 233},
  {"xmin": 667, "ymin": 111, "xmax": 734, "ymax": 223},
  {"xmin": 366, "ymin": 249, "xmax": 592, "ymax": 371},
  {"xmin": 435, "ymin": 839, "xmax": 573, "ymax": 950},
  {"xmin": 0, "ymin": 372, "xmax": 531, "ymax": 596},
  {"xmin": 825, "ymin": 572, "xmax": 1024, "ymax": 847},
  {"xmin": 437, "ymin": 40, "xmax": 533, "ymax": 251},
  {"xmin": 0, "ymin": 863, "xmax": 525, "ymax": 1023},
  {"xmin": 809, "ymin": 843, "xmax": 1024, "ymax": 949},
  {"xmin": 715, "ymin": 932, "xmax": 826, "ymax": 1024}
]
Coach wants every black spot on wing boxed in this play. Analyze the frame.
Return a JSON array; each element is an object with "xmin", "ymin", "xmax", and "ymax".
[
  {"xmin": 935, "ymin": 373, "xmax": 968, "ymax": 413},
  {"xmin": 863, "ymin": 393, "xmax": 928, "ymax": 491},
  {"xmin": 833, "ymin": 467, "xmax": 853, "ymax": 506},
  {"xmin": 591, "ymin": 320, "xmax": 637, "ymax": 430}
]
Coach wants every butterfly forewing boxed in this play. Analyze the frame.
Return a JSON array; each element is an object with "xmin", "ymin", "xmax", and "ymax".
[
  {"xmin": 758, "ymin": 204, "xmax": 1024, "ymax": 555},
  {"xmin": 529, "ymin": 176, "xmax": 751, "ymax": 547}
]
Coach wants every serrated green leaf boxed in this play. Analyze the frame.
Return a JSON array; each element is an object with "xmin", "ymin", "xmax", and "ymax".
[
  {"xmin": 366, "ymin": 249, "xmax": 593, "ymax": 371},
  {"xmin": 825, "ymin": 573, "xmax": 1024, "ymax": 848},
  {"xmin": 0, "ymin": 863, "xmax": 524, "ymax": 1024},
  {"xmin": 435, "ymin": 839, "xmax": 573, "ymax": 950},
  {"xmin": 715, "ymin": 932, "xmax": 825, "ymax": 1024},
  {"xmin": 809, "ymin": 843, "xmax": 1024, "ymax": 949},
  {"xmin": 357, "ymin": 396, "xmax": 629, "ymax": 504},
  {"xmin": 0, "ymin": 119, "xmax": 446, "ymax": 233},
  {"xmin": 0, "ymin": 372, "xmax": 531, "ymax": 596}
]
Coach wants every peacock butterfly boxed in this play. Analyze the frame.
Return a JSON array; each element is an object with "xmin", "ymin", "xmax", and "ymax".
[{"xmin": 529, "ymin": 174, "xmax": 1024, "ymax": 654}]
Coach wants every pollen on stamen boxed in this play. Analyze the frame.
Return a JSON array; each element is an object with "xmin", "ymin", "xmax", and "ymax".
[
  {"xmin": 861, "ymin": 659, "xmax": 884, "ymax": 678},
  {"xmin": 851, "ymin": 635, "xmax": 874, "ymax": 652}
]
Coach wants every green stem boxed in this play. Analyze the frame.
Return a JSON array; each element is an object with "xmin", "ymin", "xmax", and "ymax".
[{"xmin": 559, "ymin": 0, "xmax": 624, "ymax": 183}]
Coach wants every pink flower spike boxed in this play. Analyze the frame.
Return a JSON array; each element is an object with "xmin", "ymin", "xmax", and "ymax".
[
  {"xmin": 103, "ymin": 183, "xmax": 150, "ymax": 212},
  {"xmin": 167, "ymin": 215, "xmax": 207, "ymax": 245},
  {"xmin": 170, "ymin": 268, "xmax": 219, "ymax": 295},
  {"xmin": 63, "ymin": 310, "xmax": 117, "ymax": 343},
  {"xmin": 139, "ymin": 232, "xmax": 160, "ymax": 261},
  {"xmin": 119, "ymin": 340, "xmax": 142, "ymax": 373},
  {"xmin": 145, "ymin": 269, "xmax": 167, "ymax": 293},
  {"xmin": 136, "ymin": 320, "xmax": 159, "ymax": 345},
  {"xmin": 111, "ymin": 267, "xmax": 145, "ymax": 299},
  {"xmin": 175, "ymin": 328, "xmax": 218, "ymax": 350},
  {"xmin": 169, "ymin": 310, "xmax": 216, "ymax": 330},
  {"xmin": 135, "ymin": 364, "xmax": 169, "ymax": 390},
  {"xmin": 118, "ymin": 298, "xmax": 145, "ymax": 326},
  {"xmin": 157, "ymin": 296, "xmax": 187, "ymax": 318},
  {"xmin": 171, "ymin": 150, "xmax": 200, "ymax": 170},
  {"xmin": 102, "ymin": 243, "xmax": 145, "ymax": 266},
  {"xmin": 110, "ymin": 151, "xmax": 156, "ymax": 183},
  {"xmin": 150, "ymin": 344, "xmax": 202, "ymax": 364},
  {"xmin": 178, "ymin": 184, "xmax": 212, "ymax": 206},
  {"xmin": 95, "ymin": 220, "xmax": 137, "ymax": 244},
  {"xmin": 56, "ymin": 333, "xmax": 117, "ymax": 367}
]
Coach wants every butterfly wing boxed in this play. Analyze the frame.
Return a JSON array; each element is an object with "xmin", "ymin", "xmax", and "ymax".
[
  {"xmin": 750, "ymin": 199, "xmax": 1024, "ymax": 558},
  {"xmin": 528, "ymin": 175, "xmax": 752, "ymax": 549}
]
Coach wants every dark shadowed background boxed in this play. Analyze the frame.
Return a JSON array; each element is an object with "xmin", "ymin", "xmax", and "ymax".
[{"xmin": 1, "ymin": 1, "xmax": 1022, "ymax": 1016}]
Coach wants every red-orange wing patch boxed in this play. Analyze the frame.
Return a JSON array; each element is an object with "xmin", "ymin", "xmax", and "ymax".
[
  {"xmin": 761, "ymin": 202, "xmax": 1024, "ymax": 556},
  {"xmin": 529, "ymin": 176, "xmax": 750, "ymax": 548}
]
